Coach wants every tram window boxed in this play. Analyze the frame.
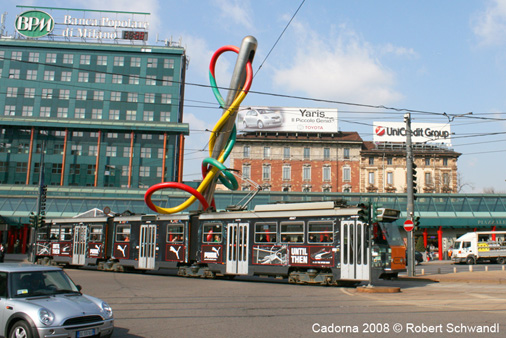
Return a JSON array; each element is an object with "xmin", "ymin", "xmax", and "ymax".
[
  {"xmin": 36, "ymin": 228, "xmax": 49, "ymax": 241},
  {"xmin": 203, "ymin": 223, "xmax": 222, "ymax": 243},
  {"xmin": 167, "ymin": 223, "xmax": 184, "ymax": 243},
  {"xmin": 280, "ymin": 221, "xmax": 304, "ymax": 243},
  {"xmin": 89, "ymin": 226, "xmax": 103, "ymax": 242},
  {"xmin": 254, "ymin": 222, "xmax": 277, "ymax": 243},
  {"xmin": 116, "ymin": 224, "xmax": 131, "ymax": 242},
  {"xmin": 60, "ymin": 226, "xmax": 72, "ymax": 241},
  {"xmin": 49, "ymin": 227, "xmax": 59, "ymax": 240},
  {"xmin": 308, "ymin": 221, "xmax": 333, "ymax": 243}
]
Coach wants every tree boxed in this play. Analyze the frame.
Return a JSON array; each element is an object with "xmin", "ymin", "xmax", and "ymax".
[{"xmin": 415, "ymin": 236, "xmax": 425, "ymax": 252}]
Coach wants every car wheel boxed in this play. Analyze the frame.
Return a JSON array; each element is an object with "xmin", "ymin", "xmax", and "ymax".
[
  {"xmin": 257, "ymin": 120, "xmax": 264, "ymax": 129},
  {"xmin": 9, "ymin": 320, "xmax": 33, "ymax": 338}
]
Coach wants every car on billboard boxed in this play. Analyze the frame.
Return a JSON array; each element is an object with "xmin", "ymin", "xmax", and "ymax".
[{"xmin": 240, "ymin": 108, "xmax": 282, "ymax": 129}]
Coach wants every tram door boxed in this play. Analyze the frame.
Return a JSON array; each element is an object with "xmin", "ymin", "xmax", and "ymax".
[
  {"xmin": 226, "ymin": 223, "xmax": 249, "ymax": 275},
  {"xmin": 139, "ymin": 224, "xmax": 157, "ymax": 269},
  {"xmin": 72, "ymin": 225, "xmax": 87, "ymax": 265},
  {"xmin": 340, "ymin": 220, "xmax": 370, "ymax": 280}
]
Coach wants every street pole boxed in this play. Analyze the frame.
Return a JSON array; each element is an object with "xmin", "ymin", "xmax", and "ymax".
[
  {"xmin": 30, "ymin": 140, "xmax": 45, "ymax": 263},
  {"xmin": 405, "ymin": 113, "xmax": 415, "ymax": 277}
]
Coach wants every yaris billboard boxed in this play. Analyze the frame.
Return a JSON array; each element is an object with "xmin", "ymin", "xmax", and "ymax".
[
  {"xmin": 373, "ymin": 122, "xmax": 452, "ymax": 145},
  {"xmin": 237, "ymin": 107, "xmax": 338, "ymax": 133}
]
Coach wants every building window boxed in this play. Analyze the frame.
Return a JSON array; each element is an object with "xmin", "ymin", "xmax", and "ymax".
[
  {"xmin": 57, "ymin": 107, "xmax": 68, "ymax": 118},
  {"xmin": 387, "ymin": 157, "xmax": 393, "ymax": 165},
  {"xmin": 303, "ymin": 166, "xmax": 311, "ymax": 181},
  {"xmin": 144, "ymin": 93, "xmax": 155, "ymax": 103},
  {"xmin": 368, "ymin": 172, "xmax": 375, "ymax": 185},
  {"xmin": 46, "ymin": 53, "xmax": 56, "ymax": 63},
  {"xmin": 343, "ymin": 148, "xmax": 350, "ymax": 159},
  {"xmin": 91, "ymin": 109, "xmax": 102, "ymax": 119},
  {"xmin": 283, "ymin": 147, "xmax": 290, "ymax": 159},
  {"xmin": 95, "ymin": 73, "xmax": 106, "ymax": 83},
  {"xmin": 22, "ymin": 106, "xmax": 33, "ymax": 117},
  {"xmin": 106, "ymin": 146, "xmax": 117, "ymax": 157},
  {"xmin": 8, "ymin": 69, "xmax": 20, "ymax": 79},
  {"xmin": 93, "ymin": 91, "xmax": 104, "ymax": 101},
  {"xmin": 26, "ymin": 69, "xmax": 38, "ymax": 80},
  {"xmin": 80, "ymin": 55, "xmax": 91, "ymax": 65},
  {"xmin": 160, "ymin": 111, "xmax": 171, "ymax": 122},
  {"xmin": 343, "ymin": 167, "xmax": 351, "ymax": 182},
  {"xmin": 109, "ymin": 110, "xmax": 120, "ymax": 120},
  {"xmin": 242, "ymin": 165, "xmax": 250, "ymax": 179},
  {"xmin": 369, "ymin": 157, "xmax": 374, "ymax": 165},
  {"xmin": 443, "ymin": 157, "xmax": 448, "ymax": 166},
  {"xmin": 129, "ymin": 75, "xmax": 139, "ymax": 85},
  {"xmin": 4, "ymin": 106, "xmax": 15, "ymax": 116},
  {"xmin": 59, "ymin": 89, "xmax": 70, "ymax": 100},
  {"xmin": 76, "ymin": 90, "xmax": 87, "ymax": 100},
  {"xmin": 323, "ymin": 147, "xmax": 330, "ymax": 160},
  {"xmin": 127, "ymin": 92, "xmax": 138, "ymax": 102},
  {"xmin": 88, "ymin": 146, "xmax": 98, "ymax": 156},
  {"xmin": 164, "ymin": 59, "xmax": 175, "ymax": 69},
  {"xmin": 15, "ymin": 162, "xmax": 27, "ymax": 173},
  {"xmin": 443, "ymin": 173, "xmax": 450, "ymax": 185},
  {"xmin": 262, "ymin": 165, "xmax": 271, "ymax": 180},
  {"xmin": 63, "ymin": 54, "xmax": 73, "ymax": 64},
  {"xmin": 162, "ymin": 76, "xmax": 173, "ymax": 86},
  {"xmin": 243, "ymin": 146, "xmax": 250, "ymax": 158},
  {"xmin": 24, "ymin": 88, "xmax": 35, "ymax": 98},
  {"xmin": 130, "ymin": 57, "xmax": 141, "ymax": 67},
  {"xmin": 387, "ymin": 172, "xmax": 393, "ymax": 185},
  {"xmin": 12, "ymin": 51, "xmax": 22, "ymax": 61},
  {"xmin": 123, "ymin": 147, "xmax": 131, "ymax": 158},
  {"xmin": 111, "ymin": 92, "xmax": 121, "ymax": 101},
  {"xmin": 43, "ymin": 71, "xmax": 55, "ymax": 81},
  {"xmin": 143, "ymin": 111, "xmax": 154, "ymax": 121},
  {"xmin": 425, "ymin": 172, "xmax": 432, "ymax": 185},
  {"xmin": 78, "ymin": 72, "xmax": 89, "ymax": 83},
  {"xmin": 97, "ymin": 55, "xmax": 108, "ymax": 66},
  {"xmin": 71, "ymin": 145, "xmax": 82, "ymax": 155},
  {"xmin": 263, "ymin": 147, "xmax": 271, "ymax": 159},
  {"xmin": 323, "ymin": 166, "xmax": 331, "ymax": 181},
  {"xmin": 61, "ymin": 71, "xmax": 72, "ymax": 82},
  {"xmin": 75, "ymin": 108, "xmax": 85, "ymax": 119},
  {"xmin": 147, "ymin": 58, "xmax": 158, "ymax": 68},
  {"xmin": 141, "ymin": 148, "xmax": 152, "ymax": 158},
  {"xmin": 282, "ymin": 165, "xmax": 291, "ymax": 180},
  {"xmin": 146, "ymin": 75, "xmax": 156, "ymax": 86},
  {"xmin": 161, "ymin": 94, "xmax": 172, "ymax": 104},
  {"xmin": 42, "ymin": 89, "xmax": 53, "ymax": 99},
  {"xmin": 303, "ymin": 147, "xmax": 310, "ymax": 160},
  {"xmin": 6, "ymin": 87, "xmax": 17, "ymax": 97},
  {"xmin": 28, "ymin": 52, "xmax": 39, "ymax": 62},
  {"xmin": 139, "ymin": 166, "xmax": 150, "ymax": 177},
  {"xmin": 113, "ymin": 56, "xmax": 124, "ymax": 66},
  {"xmin": 425, "ymin": 158, "xmax": 431, "ymax": 166},
  {"xmin": 126, "ymin": 110, "xmax": 136, "ymax": 120},
  {"xmin": 87, "ymin": 165, "xmax": 96, "ymax": 175},
  {"xmin": 40, "ymin": 107, "xmax": 51, "ymax": 117}
]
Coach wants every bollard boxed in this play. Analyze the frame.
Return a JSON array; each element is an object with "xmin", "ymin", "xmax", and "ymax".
[
  {"xmin": 469, "ymin": 265, "xmax": 473, "ymax": 272},
  {"xmin": 503, "ymin": 266, "xmax": 505, "ymax": 271},
  {"xmin": 421, "ymin": 269, "xmax": 425, "ymax": 276},
  {"xmin": 453, "ymin": 267, "xmax": 457, "ymax": 273},
  {"xmin": 437, "ymin": 268, "xmax": 441, "ymax": 274},
  {"xmin": 485, "ymin": 266, "xmax": 488, "ymax": 272}
]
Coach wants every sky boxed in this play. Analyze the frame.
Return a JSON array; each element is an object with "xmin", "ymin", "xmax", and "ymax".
[{"xmin": 4, "ymin": 0, "xmax": 506, "ymax": 193}]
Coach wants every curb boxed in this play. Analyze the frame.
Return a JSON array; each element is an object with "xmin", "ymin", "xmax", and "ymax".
[{"xmin": 356, "ymin": 286, "xmax": 401, "ymax": 293}]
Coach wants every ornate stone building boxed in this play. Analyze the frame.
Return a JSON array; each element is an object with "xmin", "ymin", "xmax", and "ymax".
[
  {"xmin": 360, "ymin": 142, "xmax": 461, "ymax": 193},
  {"xmin": 230, "ymin": 132, "xmax": 363, "ymax": 192}
]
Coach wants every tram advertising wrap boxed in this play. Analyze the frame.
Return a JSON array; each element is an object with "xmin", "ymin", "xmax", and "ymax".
[{"xmin": 35, "ymin": 202, "xmax": 405, "ymax": 286}]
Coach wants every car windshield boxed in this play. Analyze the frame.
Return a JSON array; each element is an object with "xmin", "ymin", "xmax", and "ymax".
[
  {"xmin": 10, "ymin": 270, "xmax": 80, "ymax": 298},
  {"xmin": 258, "ymin": 110, "xmax": 276, "ymax": 115}
]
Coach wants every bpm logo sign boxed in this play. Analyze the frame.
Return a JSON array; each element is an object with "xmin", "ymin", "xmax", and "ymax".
[{"xmin": 15, "ymin": 10, "xmax": 55, "ymax": 38}]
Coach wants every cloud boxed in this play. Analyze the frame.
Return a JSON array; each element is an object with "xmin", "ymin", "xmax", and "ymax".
[
  {"xmin": 272, "ymin": 23, "xmax": 403, "ymax": 105},
  {"xmin": 472, "ymin": 0, "xmax": 506, "ymax": 46},
  {"xmin": 212, "ymin": 0, "xmax": 254, "ymax": 31}
]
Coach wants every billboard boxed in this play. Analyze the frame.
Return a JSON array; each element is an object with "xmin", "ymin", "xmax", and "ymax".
[
  {"xmin": 237, "ymin": 107, "xmax": 338, "ymax": 133},
  {"xmin": 373, "ymin": 122, "xmax": 452, "ymax": 145}
]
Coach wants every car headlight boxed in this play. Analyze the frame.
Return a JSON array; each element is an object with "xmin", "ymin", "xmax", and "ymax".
[
  {"xmin": 101, "ymin": 301, "xmax": 113, "ymax": 319},
  {"xmin": 39, "ymin": 308, "xmax": 55, "ymax": 326}
]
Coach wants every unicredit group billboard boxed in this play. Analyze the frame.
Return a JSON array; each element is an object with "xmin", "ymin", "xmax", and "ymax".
[
  {"xmin": 237, "ymin": 107, "xmax": 338, "ymax": 133},
  {"xmin": 373, "ymin": 122, "xmax": 452, "ymax": 145}
]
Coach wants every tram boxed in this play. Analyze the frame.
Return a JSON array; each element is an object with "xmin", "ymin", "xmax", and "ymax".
[{"xmin": 35, "ymin": 201, "xmax": 405, "ymax": 285}]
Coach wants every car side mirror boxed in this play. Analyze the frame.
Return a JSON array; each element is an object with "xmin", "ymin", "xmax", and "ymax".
[{"xmin": 76, "ymin": 285, "xmax": 82, "ymax": 291}]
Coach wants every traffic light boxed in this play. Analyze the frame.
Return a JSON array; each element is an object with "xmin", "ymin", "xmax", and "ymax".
[
  {"xmin": 29, "ymin": 213, "xmax": 38, "ymax": 228},
  {"xmin": 412, "ymin": 160, "xmax": 418, "ymax": 200},
  {"xmin": 37, "ymin": 215, "xmax": 46, "ymax": 228},
  {"xmin": 414, "ymin": 216, "xmax": 421, "ymax": 230},
  {"xmin": 39, "ymin": 185, "xmax": 47, "ymax": 213},
  {"xmin": 357, "ymin": 203, "xmax": 370, "ymax": 223}
]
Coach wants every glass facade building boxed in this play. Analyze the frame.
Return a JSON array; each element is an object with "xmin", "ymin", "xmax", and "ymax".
[{"xmin": 0, "ymin": 39, "xmax": 189, "ymax": 188}]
